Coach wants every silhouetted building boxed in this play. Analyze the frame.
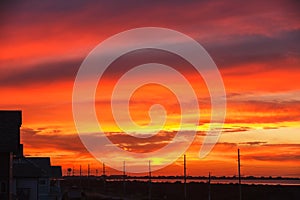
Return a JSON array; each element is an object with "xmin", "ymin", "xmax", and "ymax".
[
  {"xmin": 0, "ymin": 111, "xmax": 21, "ymax": 200},
  {"xmin": 0, "ymin": 111, "xmax": 62, "ymax": 200}
]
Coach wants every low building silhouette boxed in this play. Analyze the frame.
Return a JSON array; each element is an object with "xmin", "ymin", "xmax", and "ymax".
[{"xmin": 0, "ymin": 110, "xmax": 62, "ymax": 200}]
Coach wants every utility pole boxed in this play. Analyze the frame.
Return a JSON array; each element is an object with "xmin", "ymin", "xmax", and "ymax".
[
  {"xmin": 238, "ymin": 149, "xmax": 242, "ymax": 200},
  {"xmin": 88, "ymin": 164, "xmax": 90, "ymax": 177},
  {"xmin": 102, "ymin": 162, "xmax": 106, "ymax": 176},
  {"xmin": 123, "ymin": 161, "xmax": 126, "ymax": 197},
  {"xmin": 9, "ymin": 152, "xmax": 13, "ymax": 200},
  {"xmin": 102, "ymin": 162, "xmax": 106, "ymax": 193},
  {"xmin": 148, "ymin": 160, "xmax": 152, "ymax": 200},
  {"xmin": 79, "ymin": 165, "xmax": 82, "ymax": 189},
  {"xmin": 72, "ymin": 166, "xmax": 75, "ymax": 176},
  {"xmin": 184, "ymin": 154, "xmax": 187, "ymax": 200},
  {"xmin": 208, "ymin": 172, "xmax": 211, "ymax": 200}
]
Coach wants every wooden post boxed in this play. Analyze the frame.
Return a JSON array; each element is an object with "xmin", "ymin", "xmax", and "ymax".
[
  {"xmin": 79, "ymin": 165, "xmax": 82, "ymax": 189},
  {"xmin": 208, "ymin": 172, "xmax": 211, "ymax": 200},
  {"xmin": 102, "ymin": 163, "xmax": 106, "ymax": 193},
  {"xmin": 184, "ymin": 154, "xmax": 187, "ymax": 200},
  {"xmin": 148, "ymin": 160, "xmax": 152, "ymax": 200},
  {"xmin": 102, "ymin": 163, "xmax": 105, "ymax": 176},
  {"xmin": 123, "ymin": 161, "xmax": 126, "ymax": 197},
  {"xmin": 9, "ymin": 152, "xmax": 13, "ymax": 200}
]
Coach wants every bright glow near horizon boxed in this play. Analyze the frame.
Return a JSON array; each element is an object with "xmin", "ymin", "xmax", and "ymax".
[{"xmin": 1, "ymin": 0, "xmax": 299, "ymax": 177}]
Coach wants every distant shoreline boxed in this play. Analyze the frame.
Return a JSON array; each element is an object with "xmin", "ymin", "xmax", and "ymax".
[
  {"xmin": 63, "ymin": 175, "xmax": 300, "ymax": 180},
  {"xmin": 63, "ymin": 175, "xmax": 300, "ymax": 186},
  {"xmin": 61, "ymin": 178, "xmax": 300, "ymax": 200}
]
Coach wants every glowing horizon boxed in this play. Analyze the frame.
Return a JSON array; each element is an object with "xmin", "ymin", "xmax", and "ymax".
[{"xmin": 1, "ymin": 0, "xmax": 299, "ymax": 177}]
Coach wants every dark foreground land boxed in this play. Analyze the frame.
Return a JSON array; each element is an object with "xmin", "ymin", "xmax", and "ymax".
[{"xmin": 61, "ymin": 178, "xmax": 300, "ymax": 200}]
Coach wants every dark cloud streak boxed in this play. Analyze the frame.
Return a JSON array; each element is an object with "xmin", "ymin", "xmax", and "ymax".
[
  {"xmin": 206, "ymin": 29, "xmax": 300, "ymax": 71},
  {"xmin": 2, "ymin": 28, "xmax": 300, "ymax": 87},
  {"xmin": 0, "ymin": 58, "xmax": 81, "ymax": 86}
]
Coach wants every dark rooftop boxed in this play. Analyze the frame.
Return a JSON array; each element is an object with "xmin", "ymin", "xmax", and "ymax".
[{"xmin": 0, "ymin": 110, "xmax": 22, "ymax": 153}]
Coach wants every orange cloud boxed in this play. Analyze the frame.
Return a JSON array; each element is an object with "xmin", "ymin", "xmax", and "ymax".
[{"xmin": 1, "ymin": 0, "xmax": 300, "ymax": 177}]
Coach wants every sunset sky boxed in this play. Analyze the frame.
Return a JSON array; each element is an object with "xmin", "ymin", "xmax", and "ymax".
[{"xmin": 1, "ymin": 0, "xmax": 300, "ymax": 177}]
